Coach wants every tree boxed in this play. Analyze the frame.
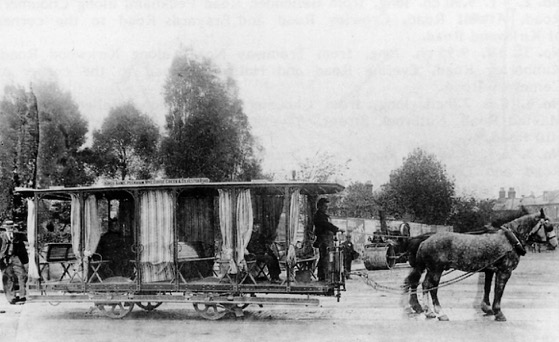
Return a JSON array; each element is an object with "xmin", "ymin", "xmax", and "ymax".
[
  {"xmin": 0, "ymin": 81, "xmax": 91, "ymax": 221},
  {"xmin": 91, "ymin": 103, "xmax": 160, "ymax": 180},
  {"xmin": 448, "ymin": 196, "xmax": 495, "ymax": 233},
  {"xmin": 0, "ymin": 85, "xmax": 28, "ymax": 219},
  {"xmin": 377, "ymin": 148, "xmax": 455, "ymax": 224},
  {"xmin": 341, "ymin": 182, "xmax": 377, "ymax": 218},
  {"xmin": 160, "ymin": 50, "xmax": 262, "ymax": 181},
  {"xmin": 294, "ymin": 151, "xmax": 350, "ymax": 182},
  {"xmin": 33, "ymin": 81, "xmax": 92, "ymax": 187}
]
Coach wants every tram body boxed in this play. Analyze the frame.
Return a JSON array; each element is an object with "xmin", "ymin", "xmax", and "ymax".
[{"xmin": 16, "ymin": 179, "xmax": 345, "ymax": 319}]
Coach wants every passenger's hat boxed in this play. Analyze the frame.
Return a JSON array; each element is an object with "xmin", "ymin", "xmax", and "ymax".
[{"xmin": 317, "ymin": 198, "xmax": 329, "ymax": 206}]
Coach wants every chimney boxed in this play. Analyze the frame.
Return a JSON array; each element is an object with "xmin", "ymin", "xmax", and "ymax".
[
  {"xmin": 365, "ymin": 181, "xmax": 373, "ymax": 194},
  {"xmin": 499, "ymin": 187, "xmax": 506, "ymax": 200},
  {"xmin": 508, "ymin": 187, "xmax": 516, "ymax": 199}
]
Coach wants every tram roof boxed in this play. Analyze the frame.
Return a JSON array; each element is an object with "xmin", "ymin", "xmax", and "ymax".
[{"xmin": 15, "ymin": 178, "xmax": 345, "ymax": 199}]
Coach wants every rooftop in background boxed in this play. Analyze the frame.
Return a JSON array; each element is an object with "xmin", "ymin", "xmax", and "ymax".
[{"xmin": 493, "ymin": 187, "xmax": 559, "ymax": 212}]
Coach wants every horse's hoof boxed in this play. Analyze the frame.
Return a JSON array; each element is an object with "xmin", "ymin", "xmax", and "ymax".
[
  {"xmin": 425, "ymin": 312, "xmax": 437, "ymax": 319},
  {"xmin": 495, "ymin": 312, "xmax": 507, "ymax": 322},
  {"xmin": 437, "ymin": 314, "xmax": 449, "ymax": 321},
  {"xmin": 412, "ymin": 304, "xmax": 424, "ymax": 314},
  {"xmin": 481, "ymin": 303, "xmax": 494, "ymax": 315}
]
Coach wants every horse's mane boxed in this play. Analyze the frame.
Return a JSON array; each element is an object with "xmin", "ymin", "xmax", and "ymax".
[{"xmin": 467, "ymin": 226, "xmax": 499, "ymax": 235}]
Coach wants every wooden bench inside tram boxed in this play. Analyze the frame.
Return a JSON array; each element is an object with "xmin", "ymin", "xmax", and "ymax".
[{"xmin": 40, "ymin": 243, "xmax": 77, "ymax": 281}]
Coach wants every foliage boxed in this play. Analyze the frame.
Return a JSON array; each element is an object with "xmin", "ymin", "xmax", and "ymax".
[
  {"xmin": 448, "ymin": 196, "xmax": 495, "ymax": 233},
  {"xmin": 490, "ymin": 206, "xmax": 529, "ymax": 228},
  {"xmin": 160, "ymin": 50, "xmax": 262, "ymax": 181},
  {"xmin": 17, "ymin": 86, "xmax": 40, "ymax": 188},
  {"xmin": 0, "ymin": 85, "xmax": 26, "ymax": 219},
  {"xmin": 377, "ymin": 148, "xmax": 455, "ymax": 224},
  {"xmin": 0, "ymin": 85, "xmax": 41, "ymax": 222},
  {"xmin": 1, "ymin": 82, "xmax": 91, "ymax": 221},
  {"xmin": 294, "ymin": 151, "xmax": 350, "ymax": 182},
  {"xmin": 33, "ymin": 82, "xmax": 92, "ymax": 187},
  {"xmin": 37, "ymin": 200, "xmax": 72, "ymax": 245},
  {"xmin": 339, "ymin": 182, "xmax": 377, "ymax": 218},
  {"xmin": 91, "ymin": 102, "xmax": 160, "ymax": 180}
]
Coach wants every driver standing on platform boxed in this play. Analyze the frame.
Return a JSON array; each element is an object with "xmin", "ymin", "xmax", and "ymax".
[{"xmin": 313, "ymin": 198, "xmax": 343, "ymax": 281}]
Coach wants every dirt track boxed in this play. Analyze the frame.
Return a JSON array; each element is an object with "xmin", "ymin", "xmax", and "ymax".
[{"xmin": 1, "ymin": 249, "xmax": 558, "ymax": 342}]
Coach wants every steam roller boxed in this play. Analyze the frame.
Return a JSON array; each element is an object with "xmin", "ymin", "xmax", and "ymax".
[{"xmin": 362, "ymin": 243, "xmax": 397, "ymax": 270}]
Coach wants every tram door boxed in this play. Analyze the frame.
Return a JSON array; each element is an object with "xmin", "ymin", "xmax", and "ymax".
[
  {"xmin": 95, "ymin": 195, "xmax": 136, "ymax": 280},
  {"xmin": 176, "ymin": 190, "xmax": 216, "ymax": 281}
]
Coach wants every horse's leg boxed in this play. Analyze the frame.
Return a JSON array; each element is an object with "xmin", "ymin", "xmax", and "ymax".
[
  {"xmin": 481, "ymin": 270, "xmax": 494, "ymax": 315},
  {"xmin": 423, "ymin": 270, "xmax": 448, "ymax": 321},
  {"xmin": 404, "ymin": 267, "xmax": 424, "ymax": 313},
  {"xmin": 421, "ymin": 271, "xmax": 437, "ymax": 319},
  {"xmin": 422, "ymin": 291, "xmax": 434, "ymax": 316},
  {"xmin": 492, "ymin": 270, "xmax": 512, "ymax": 322}
]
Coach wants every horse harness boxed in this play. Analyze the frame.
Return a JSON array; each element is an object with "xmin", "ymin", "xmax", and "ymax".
[{"xmin": 500, "ymin": 226, "xmax": 526, "ymax": 256}]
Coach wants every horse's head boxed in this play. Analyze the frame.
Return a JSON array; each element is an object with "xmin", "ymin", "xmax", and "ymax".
[
  {"xmin": 527, "ymin": 219, "xmax": 549, "ymax": 244},
  {"xmin": 503, "ymin": 208, "xmax": 548, "ymax": 247}
]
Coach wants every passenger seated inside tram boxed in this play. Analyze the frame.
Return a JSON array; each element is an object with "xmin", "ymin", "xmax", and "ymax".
[
  {"xmin": 296, "ymin": 239, "xmax": 315, "ymax": 259},
  {"xmin": 246, "ymin": 224, "xmax": 282, "ymax": 283},
  {"xmin": 96, "ymin": 222, "xmax": 132, "ymax": 279}
]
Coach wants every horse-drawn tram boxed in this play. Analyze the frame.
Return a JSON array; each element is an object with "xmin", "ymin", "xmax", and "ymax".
[{"xmin": 16, "ymin": 179, "xmax": 345, "ymax": 319}]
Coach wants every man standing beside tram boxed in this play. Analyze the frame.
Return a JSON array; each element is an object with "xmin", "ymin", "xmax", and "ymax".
[
  {"xmin": 0, "ymin": 220, "xmax": 28, "ymax": 305},
  {"xmin": 313, "ymin": 198, "xmax": 343, "ymax": 281}
]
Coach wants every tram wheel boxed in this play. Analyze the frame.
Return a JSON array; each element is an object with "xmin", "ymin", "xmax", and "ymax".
[
  {"xmin": 193, "ymin": 303, "xmax": 228, "ymax": 320},
  {"xmin": 96, "ymin": 302, "xmax": 135, "ymax": 319},
  {"xmin": 136, "ymin": 302, "xmax": 163, "ymax": 311}
]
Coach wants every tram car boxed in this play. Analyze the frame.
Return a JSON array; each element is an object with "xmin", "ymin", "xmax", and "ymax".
[{"xmin": 16, "ymin": 179, "xmax": 345, "ymax": 320}]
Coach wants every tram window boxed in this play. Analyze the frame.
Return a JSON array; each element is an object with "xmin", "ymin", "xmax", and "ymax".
[{"xmin": 38, "ymin": 199, "xmax": 72, "ymax": 245}]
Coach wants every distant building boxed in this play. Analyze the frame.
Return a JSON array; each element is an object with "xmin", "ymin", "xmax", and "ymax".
[{"xmin": 493, "ymin": 187, "xmax": 559, "ymax": 224}]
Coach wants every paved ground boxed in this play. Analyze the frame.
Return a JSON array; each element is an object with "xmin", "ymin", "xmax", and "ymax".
[{"xmin": 1, "ymin": 250, "xmax": 558, "ymax": 342}]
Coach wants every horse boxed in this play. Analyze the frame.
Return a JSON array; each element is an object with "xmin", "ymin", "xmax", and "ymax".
[{"xmin": 403, "ymin": 208, "xmax": 552, "ymax": 322}]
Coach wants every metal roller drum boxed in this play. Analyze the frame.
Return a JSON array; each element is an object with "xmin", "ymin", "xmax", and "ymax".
[{"xmin": 363, "ymin": 244, "xmax": 396, "ymax": 270}]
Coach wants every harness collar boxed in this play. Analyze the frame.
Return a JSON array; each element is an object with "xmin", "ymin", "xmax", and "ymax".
[{"xmin": 500, "ymin": 226, "xmax": 526, "ymax": 256}]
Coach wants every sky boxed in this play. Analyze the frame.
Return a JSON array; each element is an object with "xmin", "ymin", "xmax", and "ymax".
[{"xmin": 0, "ymin": 0, "xmax": 558, "ymax": 199}]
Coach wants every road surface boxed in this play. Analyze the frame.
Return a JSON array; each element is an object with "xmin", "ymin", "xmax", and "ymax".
[{"xmin": 1, "ymin": 250, "xmax": 557, "ymax": 342}]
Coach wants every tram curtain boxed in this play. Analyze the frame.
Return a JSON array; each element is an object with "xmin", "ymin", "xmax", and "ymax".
[
  {"xmin": 70, "ymin": 194, "xmax": 81, "ymax": 258},
  {"xmin": 286, "ymin": 190, "xmax": 300, "ymax": 267},
  {"xmin": 218, "ymin": 189, "xmax": 236, "ymax": 274},
  {"xmin": 84, "ymin": 195, "xmax": 102, "ymax": 257},
  {"xmin": 26, "ymin": 199, "xmax": 40, "ymax": 279},
  {"xmin": 139, "ymin": 190, "xmax": 174, "ymax": 282},
  {"xmin": 236, "ymin": 189, "xmax": 253, "ymax": 271}
]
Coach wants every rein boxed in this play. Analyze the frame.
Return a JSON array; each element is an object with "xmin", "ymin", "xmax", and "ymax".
[{"xmin": 352, "ymin": 251, "xmax": 508, "ymax": 295}]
